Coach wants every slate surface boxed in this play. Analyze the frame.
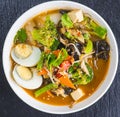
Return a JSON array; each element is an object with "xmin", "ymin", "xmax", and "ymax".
[{"xmin": 0, "ymin": 0, "xmax": 120, "ymax": 117}]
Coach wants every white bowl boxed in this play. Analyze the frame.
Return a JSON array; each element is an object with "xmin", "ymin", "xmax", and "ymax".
[{"xmin": 2, "ymin": 1, "xmax": 118, "ymax": 114}]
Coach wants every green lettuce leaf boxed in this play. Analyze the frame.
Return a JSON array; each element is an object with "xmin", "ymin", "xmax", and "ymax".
[{"xmin": 61, "ymin": 13, "xmax": 73, "ymax": 28}]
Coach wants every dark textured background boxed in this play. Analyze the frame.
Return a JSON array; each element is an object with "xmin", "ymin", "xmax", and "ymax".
[{"xmin": 0, "ymin": 0, "xmax": 120, "ymax": 117}]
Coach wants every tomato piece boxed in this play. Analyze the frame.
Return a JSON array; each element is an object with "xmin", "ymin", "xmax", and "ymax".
[
  {"xmin": 60, "ymin": 61, "xmax": 71, "ymax": 71},
  {"xmin": 55, "ymin": 73, "xmax": 62, "ymax": 78}
]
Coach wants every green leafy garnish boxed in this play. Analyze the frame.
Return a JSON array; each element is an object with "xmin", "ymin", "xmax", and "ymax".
[
  {"xmin": 37, "ymin": 48, "xmax": 68, "ymax": 72},
  {"xmin": 84, "ymin": 39, "xmax": 93, "ymax": 54},
  {"xmin": 52, "ymin": 48, "xmax": 68, "ymax": 67},
  {"xmin": 50, "ymin": 39, "xmax": 60, "ymax": 51},
  {"xmin": 61, "ymin": 13, "xmax": 73, "ymax": 28},
  {"xmin": 35, "ymin": 83, "xmax": 58, "ymax": 97},
  {"xmin": 64, "ymin": 31, "xmax": 74, "ymax": 39},
  {"xmin": 68, "ymin": 63, "xmax": 79, "ymax": 74},
  {"xmin": 74, "ymin": 63, "xmax": 93, "ymax": 85},
  {"xmin": 83, "ymin": 33, "xmax": 90, "ymax": 40},
  {"xmin": 46, "ymin": 53, "xmax": 56, "ymax": 71},
  {"xmin": 37, "ymin": 52, "xmax": 46, "ymax": 70},
  {"xmin": 90, "ymin": 21, "xmax": 107, "ymax": 39},
  {"xmin": 32, "ymin": 16, "xmax": 59, "ymax": 50},
  {"xmin": 84, "ymin": 16, "xmax": 107, "ymax": 39},
  {"xmin": 14, "ymin": 28, "xmax": 27, "ymax": 43},
  {"xmin": 71, "ymin": 69, "xmax": 82, "ymax": 79}
]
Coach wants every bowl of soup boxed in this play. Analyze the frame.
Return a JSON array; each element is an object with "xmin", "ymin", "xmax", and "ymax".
[{"xmin": 2, "ymin": 1, "xmax": 118, "ymax": 114}]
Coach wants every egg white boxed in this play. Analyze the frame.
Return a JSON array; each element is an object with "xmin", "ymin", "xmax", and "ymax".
[
  {"xmin": 11, "ymin": 46, "xmax": 41, "ymax": 67},
  {"xmin": 13, "ymin": 65, "xmax": 43, "ymax": 89}
]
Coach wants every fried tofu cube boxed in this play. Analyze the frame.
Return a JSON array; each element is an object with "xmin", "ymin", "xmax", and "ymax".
[
  {"xmin": 68, "ymin": 10, "xmax": 84, "ymax": 23},
  {"xmin": 71, "ymin": 88, "xmax": 84, "ymax": 101}
]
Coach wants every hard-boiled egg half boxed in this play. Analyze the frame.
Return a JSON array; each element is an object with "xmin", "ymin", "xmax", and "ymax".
[
  {"xmin": 13, "ymin": 65, "xmax": 43, "ymax": 89},
  {"xmin": 11, "ymin": 43, "xmax": 43, "ymax": 89},
  {"xmin": 11, "ymin": 44, "xmax": 41, "ymax": 67}
]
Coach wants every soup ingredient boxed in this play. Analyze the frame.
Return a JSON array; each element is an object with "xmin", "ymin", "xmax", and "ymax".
[
  {"xmin": 11, "ymin": 44, "xmax": 41, "ymax": 67},
  {"xmin": 37, "ymin": 52, "xmax": 45, "ymax": 70},
  {"xmin": 59, "ymin": 9, "xmax": 70, "ymax": 14},
  {"xmin": 85, "ymin": 20, "xmax": 107, "ymax": 39},
  {"xmin": 64, "ymin": 87, "xmax": 73, "ymax": 95},
  {"xmin": 16, "ymin": 66, "xmax": 32, "ymax": 80},
  {"xmin": 74, "ymin": 63, "xmax": 93, "ymax": 85},
  {"xmin": 71, "ymin": 88, "xmax": 84, "ymax": 101},
  {"xmin": 14, "ymin": 44, "xmax": 32, "ymax": 58},
  {"xmin": 90, "ymin": 21, "xmax": 107, "ymax": 39},
  {"xmin": 93, "ymin": 40, "xmax": 110, "ymax": 60},
  {"xmin": 84, "ymin": 39, "xmax": 93, "ymax": 54},
  {"xmin": 38, "ymin": 68, "xmax": 48, "ymax": 76},
  {"xmin": 25, "ymin": 20, "xmax": 36, "ymax": 45},
  {"xmin": 50, "ymin": 13, "xmax": 61, "ymax": 24},
  {"xmin": 53, "ymin": 88, "xmax": 67, "ymax": 97},
  {"xmin": 68, "ymin": 10, "xmax": 84, "ymax": 23},
  {"xmin": 61, "ymin": 13, "xmax": 73, "ymax": 28},
  {"xmin": 59, "ymin": 75, "xmax": 76, "ymax": 89},
  {"xmin": 35, "ymin": 83, "xmax": 58, "ymax": 97},
  {"xmin": 59, "ymin": 61, "xmax": 71, "ymax": 71},
  {"xmin": 13, "ymin": 65, "xmax": 43, "ymax": 89},
  {"xmin": 14, "ymin": 28, "xmax": 27, "ymax": 43},
  {"xmin": 37, "ymin": 48, "xmax": 68, "ymax": 71},
  {"xmin": 32, "ymin": 16, "xmax": 59, "ymax": 50},
  {"xmin": 52, "ymin": 48, "xmax": 68, "ymax": 67}
]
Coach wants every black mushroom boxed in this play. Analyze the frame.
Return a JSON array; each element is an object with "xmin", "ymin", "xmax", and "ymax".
[
  {"xmin": 64, "ymin": 87, "xmax": 73, "ymax": 95},
  {"xmin": 59, "ymin": 9, "xmax": 71, "ymax": 14},
  {"xmin": 93, "ymin": 40, "xmax": 110, "ymax": 60},
  {"xmin": 75, "ymin": 42, "xmax": 83, "ymax": 53},
  {"xmin": 57, "ymin": 21, "xmax": 69, "ymax": 45},
  {"xmin": 57, "ymin": 42, "xmax": 65, "ymax": 49},
  {"xmin": 66, "ymin": 43, "xmax": 83, "ymax": 61},
  {"xmin": 43, "ymin": 78, "xmax": 52, "ymax": 85}
]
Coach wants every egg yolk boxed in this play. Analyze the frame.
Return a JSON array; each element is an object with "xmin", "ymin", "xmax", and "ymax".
[
  {"xmin": 14, "ymin": 44, "xmax": 33, "ymax": 59},
  {"xmin": 16, "ymin": 65, "xmax": 32, "ymax": 80}
]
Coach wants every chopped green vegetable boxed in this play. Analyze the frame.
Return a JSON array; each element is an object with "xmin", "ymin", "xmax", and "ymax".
[
  {"xmin": 71, "ymin": 69, "xmax": 82, "ymax": 79},
  {"xmin": 50, "ymin": 39, "xmax": 60, "ymax": 50},
  {"xmin": 90, "ymin": 21, "xmax": 107, "ymax": 39},
  {"xmin": 46, "ymin": 53, "xmax": 56, "ymax": 71},
  {"xmin": 64, "ymin": 32, "xmax": 74, "ymax": 39},
  {"xmin": 38, "ymin": 48, "xmax": 68, "ymax": 72},
  {"xmin": 37, "ymin": 52, "xmax": 45, "ymax": 70},
  {"xmin": 32, "ymin": 16, "xmax": 59, "ymax": 50},
  {"xmin": 52, "ymin": 48, "xmax": 68, "ymax": 67},
  {"xmin": 68, "ymin": 63, "xmax": 79, "ymax": 74},
  {"xmin": 61, "ymin": 13, "xmax": 73, "ymax": 28},
  {"xmin": 83, "ymin": 33, "xmax": 90, "ymax": 40},
  {"xmin": 84, "ymin": 39, "xmax": 93, "ymax": 54},
  {"xmin": 84, "ymin": 16, "xmax": 107, "ymax": 39},
  {"xmin": 35, "ymin": 83, "xmax": 58, "ymax": 97},
  {"xmin": 74, "ymin": 63, "xmax": 93, "ymax": 85},
  {"xmin": 14, "ymin": 28, "xmax": 27, "ymax": 43}
]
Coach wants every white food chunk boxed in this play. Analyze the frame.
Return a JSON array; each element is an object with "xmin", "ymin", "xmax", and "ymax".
[
  {"xmin": 50, "ymin": 13, "xmax": 62, "ymax": 24},
  {"xmin": 53, "ymin": 88, "xmax": 67, "ymax": 98},
  {"xmin": 81, "ymin": 60, "xmax": 90, "ymax": 75},
  {"xmin": 71, "ymin": 88, "xmax": 84, "ymax": 101},
  {"xmin": 25, "ymin": 20, "xmax": 36, "ymax": 45},
  {"xmin": 68, "ymin": 10, "xmax": 84, "ymax": 23}
]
